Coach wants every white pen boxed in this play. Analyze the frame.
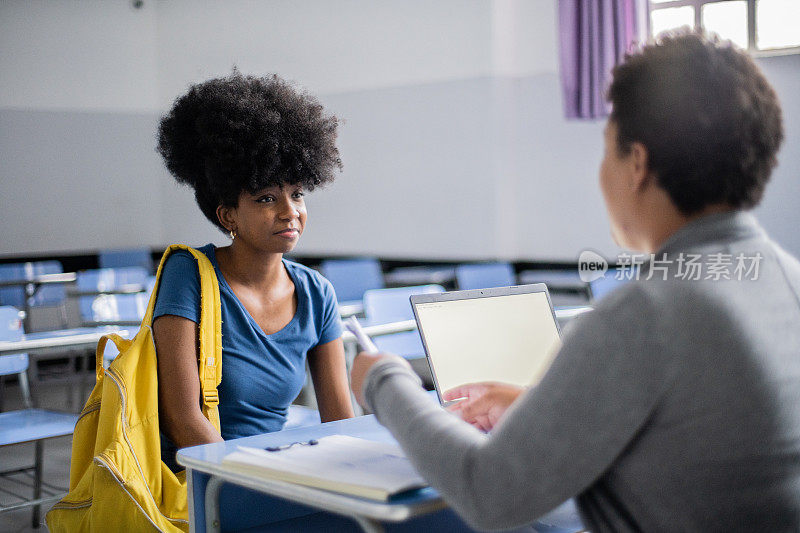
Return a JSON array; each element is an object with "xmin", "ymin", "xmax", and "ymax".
[{"xmin": 343, "ymin": 316, "xmax": 379, "ymax": 354}]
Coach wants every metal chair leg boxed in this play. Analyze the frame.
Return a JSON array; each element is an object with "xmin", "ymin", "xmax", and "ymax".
[
  {"xmin": 19, "ymin": 370, "xmax": 33, "ymax": 409},
  {"xmin": 33, "ymin": 440, "xmax": 43, "ymax": 527}
]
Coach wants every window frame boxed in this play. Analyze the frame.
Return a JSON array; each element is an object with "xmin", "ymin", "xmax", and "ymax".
[{"xmin": 648, "ymin": 0, "xmax": 800, "ymax": 56}]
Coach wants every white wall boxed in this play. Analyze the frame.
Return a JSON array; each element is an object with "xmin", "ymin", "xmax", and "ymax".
[
  {"xmin": 0, "ymin": 0, "xmax": 158, "ymax": 112},
  {"xmin": 0, "ymin": 0, "xmax": 504, "ymax": 112},
  {"xmin": 491, "ymin": 0, "xmax": 558, "ymax": 77},
  {"xmin": 304, "ymin": 79, "xmax": 496, "ymax": 259},
  {"xmin": 752, "ymin": 54, "xmax": 800, "ymax": 257},
  {"xmin": 0, "ymin": 0, "xmax": 556, "ymax": 112},
  {"xmin": 1, "ymin": 0, "xmax": 798, "ymax": 262},
  {"xmin": 155, "ymin": 0, "xmax": 496, "ymax": 104},
  {"xmin": 0, "ymin": 0, "xmax": 569, "ymax": 259},
  {"xmin": 0, "ymin": 109, "xmax": 165, "ymax": 254}
]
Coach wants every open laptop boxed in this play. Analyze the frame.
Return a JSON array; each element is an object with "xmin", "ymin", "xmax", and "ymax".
[{"xmin": 410, "ymin": 284, "xmax": 562, "ymax": 406}]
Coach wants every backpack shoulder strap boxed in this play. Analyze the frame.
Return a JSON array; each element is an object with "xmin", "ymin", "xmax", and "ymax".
[{"xmin": 144, "ymin": 244, "xmax": 223, "ymax": 432}]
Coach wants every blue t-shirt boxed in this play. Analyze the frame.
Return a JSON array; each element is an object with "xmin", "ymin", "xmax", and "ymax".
[{"xmin": 153, "ymin": 244, "xmax": 341, "ymax": 441}]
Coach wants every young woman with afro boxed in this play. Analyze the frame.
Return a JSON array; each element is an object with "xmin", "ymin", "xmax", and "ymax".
[{"xmin": 154, "ymin": 72, "xmax": 353, "ymax": 470}]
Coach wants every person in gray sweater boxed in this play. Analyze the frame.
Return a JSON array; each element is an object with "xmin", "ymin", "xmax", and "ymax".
[{"xmin": 351, "ymin": 31, "xmax": 797, "ymax": 532}]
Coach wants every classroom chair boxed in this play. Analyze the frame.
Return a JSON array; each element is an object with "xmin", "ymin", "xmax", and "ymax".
[
  {"xmin": 517, "ymin": 269, "xmax": 584, "ymax": 291},
  {"xmin": 0, "ymin": 261, "xmax": 66, "ymax": 310},
  {"xmin": 384, "ymin": 265, "xmax": 457, "ymax": 289},
  {"xmin": 88, "ymin": 293, "xmax": 148, "ymax": 325},
  {"xmin": 13, "ymin": 267, "xmax": 148, "ymax": 405},
  {"xmin": 0, "ymin": 306, "xmax": 79, "ymax": 528},
  {"xmin": 145, "ymin": 275, "xmax": 157, "ymax": 296},
  {"xmin": 75, "ymin": 267, "xmax": 150, "ymax": 323},
  {"xmin": 98, "ymin": 247, "xmax": 154, "ymax": 274},
  {"xmin": 87, "ymin": 292, "xmax": 147, "ymax": 366},
  {"xmin": 588, "ymin": 268, "xmax": 632, "ymax": 301},
  {"xmin": 455, "ymin": 262, "xmax": 516, "ymax": 290},
  {"xmin": 320, "ymin": 258, "xmax": 384, "ymax": 305},
  {"xmin": 362, "ymin": 284, "xmax": 444, "ymax": 389},
  {"xmin": 518, "ymin": 269, "xmax": 590, "ymax": 307}
]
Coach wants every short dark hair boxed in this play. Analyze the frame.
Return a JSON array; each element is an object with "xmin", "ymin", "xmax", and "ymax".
[
  {"xmin": 607, "ymin": 31, "xmax": 783, "ymax": 215},
  {"xmin": 157, "ymin": 72, "xmax": 342, "ymax": 231}
]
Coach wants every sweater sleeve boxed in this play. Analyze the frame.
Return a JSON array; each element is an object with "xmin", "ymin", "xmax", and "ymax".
[{"xmin": 363, "ymin": 285, "xmax": 673, "ymax": 530}]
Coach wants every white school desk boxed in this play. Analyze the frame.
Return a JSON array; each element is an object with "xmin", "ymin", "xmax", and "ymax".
[
  {"xmin": 177, "ymin": 412, "xmax": 585, "ymax": 533},
  {"xmin": 338, "ymin": 301, "xmax": 364, "ymax": 318},
  {"xmin": 0, "ymin": 273, "xmax": 77, "ymax": 329},
  {"xmin": 0, "ymin": 273, "xmax": 77, "ymax": 293},
  {"xmin": 0, "ymin": 326, "xmax": 132, "ymax": 357},
  {"xmin": 0, "ymin": 326, "xmax": 134, "ymax": 409},
  {"xmin": 383, "ymin": 266, "xmax": 457, "ymax": 288}
]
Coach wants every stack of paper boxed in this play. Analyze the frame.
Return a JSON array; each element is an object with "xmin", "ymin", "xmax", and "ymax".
[{"xmin": 222, "ymin": 435, "xmax": 428, "ymax": 501}]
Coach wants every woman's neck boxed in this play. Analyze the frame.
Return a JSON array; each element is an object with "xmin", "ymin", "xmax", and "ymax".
[{"xmin": 215, "ymin": 243, "xmax": 286, "ymax": 290}]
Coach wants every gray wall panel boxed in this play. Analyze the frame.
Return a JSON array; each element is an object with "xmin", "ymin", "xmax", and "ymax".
[
  {"xmin": 0, "ymin": 109, "xmax": 166, "ymax": 254},
  {"xmin": 1, "ymin": 55, "xmax": 798, "ymax": 260}
]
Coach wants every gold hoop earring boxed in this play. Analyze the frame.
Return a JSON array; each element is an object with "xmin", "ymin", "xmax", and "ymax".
[{"xmin": 229, "ymin": 229, "xmax": 236, "ymax": 240}]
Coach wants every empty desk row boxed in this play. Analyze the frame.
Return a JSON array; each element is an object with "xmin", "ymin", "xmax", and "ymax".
[{"xmin": 320, "ymin": 258, "xmax": 631, "ymax": 311}]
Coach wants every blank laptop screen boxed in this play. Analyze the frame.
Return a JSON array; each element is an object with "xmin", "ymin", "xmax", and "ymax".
[{"xmin": 414, "ymin": 291, "xmax": 562, "ymax": 394}]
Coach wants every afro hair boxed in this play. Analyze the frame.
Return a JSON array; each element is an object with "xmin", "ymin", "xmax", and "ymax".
[{"xmin": 157, "ymin": 72, "xmax": 342, "ymax": 231}]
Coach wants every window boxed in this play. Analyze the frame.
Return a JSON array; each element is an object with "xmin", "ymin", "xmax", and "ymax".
[{"xmin": 649, "ymin": 0, "xmax": 800, "ymax": 55}]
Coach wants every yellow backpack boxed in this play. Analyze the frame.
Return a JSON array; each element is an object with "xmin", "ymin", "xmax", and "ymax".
[{"xmin": 46, "ymin": 245, "xmax": 222, "ymax": 532}]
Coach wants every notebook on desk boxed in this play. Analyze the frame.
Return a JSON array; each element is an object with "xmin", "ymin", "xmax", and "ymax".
[
  {"xmin": 222, "ymin": 435, "xmax": 427, "ymax": 502},
  {"xmin": 410, "ymin": 284, "xmax": 563, "ymax": 405}
]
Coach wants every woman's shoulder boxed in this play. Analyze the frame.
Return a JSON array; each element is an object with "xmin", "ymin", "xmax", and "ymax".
[
  {"xmin": 284, "ymin": 259, "xmax": 335, "ymax": 296},
  {"xmin": 284, "ymin": 259, "xmax": 328, "ymax": 284},
  {"xmin": 160, "ymin": 244, "xmax": 215, "ymax": 267},
  {"xmin": 153, "ymin": 246, "xmax": 208, "ymax": 321},
  {"xmin": 157, "ymin": 245, "xmax": 216, "ymax": 288}
]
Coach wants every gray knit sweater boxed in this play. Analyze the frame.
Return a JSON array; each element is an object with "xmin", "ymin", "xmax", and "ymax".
[{"xmin": 364, "ymin": 211, "xmax": 800, "ymax": 532}]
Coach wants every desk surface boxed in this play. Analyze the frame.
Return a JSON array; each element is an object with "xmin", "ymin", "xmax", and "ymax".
[
  {"xmin": 178, "ymin": 413, "xmax": 446, "ymax": 524},
  {"xmin": 384, "ymin": 266, "xmax": 456, "ymax": 288},
  {"xmin": 338, "ymin": 301, "xmax": 364, "ymax": 318},
  {"xmin": 0, "ymin": 273, "xmax": 77, "ymax": 288},
  {"xmin": 67, "ymin": 287, "xmax": 146, "ymax": 297},
  {"xmin": 178, "ymin": 407, "xmax": 585, "ymax": 532},
  {"xmin": 0, "ymin": 326, "xmax": 132, "ymax": 356}
]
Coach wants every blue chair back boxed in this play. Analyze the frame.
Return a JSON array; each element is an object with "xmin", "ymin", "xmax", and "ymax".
[
  {"xmin": 364, "ymin": 284, "xmax": 443, "ymax": 324},
  {"xmin": 88, "ymin": 278, "xmax": 153, "ymax": 363},
  {"xmin": 90, "ymin": 292, "xmax": 148, "ymax": 363},
  {"xmin": 320, "ymin": 258, "xmax": 384, "ymax": 304},
  {"xmin": 0, "ymin": 264, "xmax": 25, "ymax": 308},
  {"xmin": 145, "ymin": 276, "xmax": 157, "ymax": 296},
  {"xmin": 99, "ymin": 248, "xmax": 154, "ymax": 273},
  {"xmin": 76, "ymin": 267, "xmax": 149, "ymax": 320},
  {"xmin": 90, "ymin": 293, "xmax": 148, "ymax": 323},
  {"xmin": 363, "ymin": 285, "xmax": 444, "ymax": 359},
  {"xmin": 518, "ymin": 269, "xmax": 583, "ymax": 288},
  {"xmin": 589, "ymin": 269, "xmax": 631, "ymax": 301},
  {"xmin": 455, "ymin": 262, "xmax": 515, "ymax": 290},
  {"xmin": 0, "ymin": 306, "xmax": 28, "ymax": 376},
  {"xmin": 0, "ymin": 261, "xmax": 65, "ymax": 308}
]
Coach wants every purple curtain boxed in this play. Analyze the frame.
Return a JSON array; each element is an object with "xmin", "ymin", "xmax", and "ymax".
[{"xmin": 559, "ymin": 0, "xmax": 640, "ymax": 119}]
